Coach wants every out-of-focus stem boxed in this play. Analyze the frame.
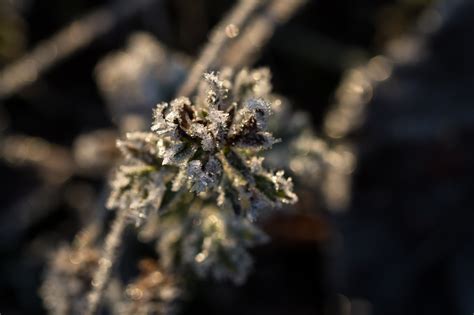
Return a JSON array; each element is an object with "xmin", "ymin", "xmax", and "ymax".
[
  {"xmin": 85, "ymin": 206, "xmax": 129, "ymax": 315},
  {"xmin": 221, "ymin": 0, "xmax": 307, "ymax": 69},
  {"xmin": 176, "ymin": 0, "xmax": 263, "ymax": 97}
]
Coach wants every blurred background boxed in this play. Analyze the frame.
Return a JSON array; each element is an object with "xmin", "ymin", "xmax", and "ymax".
[{"xmin": 1, "ymin": 0, "xmax": 474, "ymax": 314}]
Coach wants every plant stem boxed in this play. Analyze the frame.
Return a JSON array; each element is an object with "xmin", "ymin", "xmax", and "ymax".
[
  {"xmin": 221, "ymin": 0, "xmax": 307, "ymax": 69},
  {"xmin": 85, "ymin": 206, "xmax": 129, "ymax": 315},
  {"xmin": 176, "ymin": 0, "xmax": 263, "ymax": 98}
]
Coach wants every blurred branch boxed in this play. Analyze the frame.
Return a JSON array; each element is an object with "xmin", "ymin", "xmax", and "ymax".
[
  {"xmin": 0, "ymin": 0, "xmax": 156, "ymax": 100},
  {"xmin": 0, "ymin": 134, "xmax": 75, "ymax": 184},
  {"xmin": 317, "ymin": 1, "xmax": 462, "ymax": 215},
  {"xmin": 323, "ymin": 56, "xmax": 394, "ymax": 140},
  {"xmin": 176, "ymin": 0, "xmax": 263, "ymax": 97},
  {"xmin": 85, "ymin": 205, "xmax": 129, "ymax": 315},
  {"xmin": 322, "ymin": 1, "xmax": 455, "ymax": 141},
  {"xmin": 221, "ymin": 0, "xmax": 307, "ymax": 68},
  {"xmin": 0, "ymin": 130, "xmax": 119, "ymax": 183}
]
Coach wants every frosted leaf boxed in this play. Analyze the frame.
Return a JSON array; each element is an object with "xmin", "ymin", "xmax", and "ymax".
[
  {"xmin": 203, "ymin": 72, "xmax": 229, "ymax": 108},
  {"xmin": 254, "ymin": 170, "xmax": 298, "ymax": 206},
  {"xmin": 168, "ymin": 97, "xmax": 193, "ymax": 126},
  {"xmin": 203, "ymin": 157, "xmax": 223, "ymax": 191},
  {"xmin": 187, "ymin": 157, "xmax": 222, "ymax": 193},
  {"xmin": 201, "ymin": 134, "xmax": 216, "ymax": 151},
  {"xmin": 162, "ymin": 142, "xmax": 197, "ymax": 166},
  {"xmin": 233, "ymin": 131, "xmax": 278, "ymax": 150},
  {"xmin": 228, "ymin": 98, "xmax": 277, "ymax": 150},
  {"xmin": 188, "ymin": 123, "xmax": 215, "ymax": 151},
  {"xmin": 151, "ymin": 102, "xmax": 175, "ymax": 136},
  {"xmin": 203, "ymin": 72, "xmax": 224, "ymax": 90},
  {"xmin": 107, "ymin": 165, "xmax": 168, "ymax": 227},
  {"xmin": 207, "ymin": 107, "xmax": 229, "ymax": 137},
  {"xmin": 245, "ymin": 98, "xmax": 272, "ymax": 130},
  {"xmin": 204, "ymin": 156, "xmax": 222, "ymax": 176},
  {"xmin": 151, "ymin": 97, "xmax": 193, "ymax": 140},
  {"xmin": 116, "ymin": 132, "xmax": 160, "ymax": 165},
  {"xmin": 272, "ymin": 170, "xmax": 298, "ymax": 204},
  {"xmin": 106, "ymin": 165, "xmax": 156, "ymax": 211},
  {"xmin": 177, "ymin": 206, "xmax": 267, "ymax": 284},
  {"xmin": 128, "ymin": 171, "xmax": 166, "ymax": 227},
  {"xmin": 186, "ymin": 160, "xmax": 204, "ymax": 192},
  {"xmin": 223, "ymin": 149, "xmax": 255, "ymax": 184}
]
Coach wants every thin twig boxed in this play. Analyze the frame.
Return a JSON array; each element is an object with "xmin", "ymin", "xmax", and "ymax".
[{"xmin": 176, "ymin": 0, "xmax": 263, "ymax": 97}]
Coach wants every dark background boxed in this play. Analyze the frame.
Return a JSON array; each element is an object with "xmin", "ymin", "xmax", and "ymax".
[{"xmin": 1, "ymin": 0, "xmax": 473, "ymax": 314}]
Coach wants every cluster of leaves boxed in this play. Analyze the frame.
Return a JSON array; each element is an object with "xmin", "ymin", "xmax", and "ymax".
[{"xmin": 106, "ymin": 68, "xmax": 297, "ymax": 285}]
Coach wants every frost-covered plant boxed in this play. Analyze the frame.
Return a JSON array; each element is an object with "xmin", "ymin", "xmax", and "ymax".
[
  {"xmin": 109, "ymin": 68, "xmax": 296, "ymax": 221},
  {"xmin": 85, "ymin": 67, "xmax": 298, "ymax": 314},
  {"xmin": 109, "ymin": 67, "xmax": 296, "ymax": 264}
]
